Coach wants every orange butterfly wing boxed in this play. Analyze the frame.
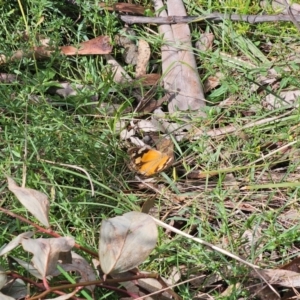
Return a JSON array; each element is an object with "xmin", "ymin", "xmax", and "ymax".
[{"xmin": 129, "ymin": 147, "xmax": 173, "ymax": 176}]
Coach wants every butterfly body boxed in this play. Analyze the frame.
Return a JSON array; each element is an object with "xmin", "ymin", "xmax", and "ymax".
[{"xmin": 129, "ymin": 146, "xmax": 173, "ymax": 176}]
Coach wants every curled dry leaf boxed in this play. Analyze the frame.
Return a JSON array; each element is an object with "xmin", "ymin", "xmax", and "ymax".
[
  {"xmin": 195, "ymin": 33, "xmax": 214, "ymax": 51},
  {"xmin": 105, "ymin": 54, "xmax": 133, "ymax": 83},
  {"xmin": 52, "ymin": 252, "xmax": 97, "ymax": 292},
  {"xmin": 0, "ymin": 231, "xmax": 34, "ymax": 256},
  {"xmin": 21, "ymin": 237, "xmax": 75, "ymax": 277},
  {"xmin": 7, "ymin": 177, "xmax": 50, "ymax": 227},
  {"xmin": 99, "ymin": 212, "xmax": 158, "ymax": 274},
  {"xmin": 136, "ymin": 40, "xmax": 151, "ymax": 78},
  {"xmin": 203, "ymin": 72, "xmax": 224, "ymax": 93}
]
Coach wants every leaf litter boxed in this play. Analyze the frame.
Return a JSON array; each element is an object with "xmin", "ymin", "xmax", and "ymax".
[{"xmin": 1, "ymin": 0, "xmax": 300, "ymax": 298}]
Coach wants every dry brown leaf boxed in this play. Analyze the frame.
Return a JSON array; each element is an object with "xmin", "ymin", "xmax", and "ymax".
[
  {"xmin": 61, "ymin": 36, "xmax": 112, "ymax": 55},
  {"xmin": 0, "ymin": 36, "xmax": 112, "ymax": 65},
  {"xmin": 99, "ymin": 2, "xmax": 146, "ymax": 15},
  {"xmin": 204, "ymin": 73, "xmax": 223, "ymax": 93},
  {"xmin": 0, "ymin": 73, "xmax": 18, "ymax": 83},
  {"xmin": 99, "ymin": 212, "xmax": 158, "ymax": 274},
  {"xmin": 7, "ymin": 177, "xmax": 50, "ymax": 227},
  {"xmin": 279, "ymin": 256, "xmax": 300, "ymax": 273},
  {"xmin": 133, "ymin": 73, "xmax": 161, "ymax": 86},
  {"xmin": 136, "ymin": 40, "xmax": 151, "ymax": 78}
]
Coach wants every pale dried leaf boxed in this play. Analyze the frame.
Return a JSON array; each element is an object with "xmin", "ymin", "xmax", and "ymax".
[
  {"xmin": 1, "ymin": 278, "xmax": 27, "ymax": 300},
  {"xmin": 0, "ymin": 266, "xmax": 7, "ymax": 290},
  {"xmin": 105, "ymin": 54, "xmax": 133, "ymax": 83},
  {"xmin": 137, "ymin": 120, "xmax": 162, "ymax": 132},
  {"xmin": 165, "ymin": 267, "xmax": 181, "ymax": 285},
  {"xmin": 195, "ymin": 33, "xmax": 214, "ymax": 51},
  {"xmin": 119, "ymin": 128, "xmax": 136, "ymax": 141},
  {"xmin": 220, "ymin": 283, "xmax": 241, "ymax": 297},
  {"xmin": 10, "ymin": 256, "xmax": 45, "ymax": 280},
  {"xmin": 264, "ymin": 0, "xmax": 300, "ymax": 14},
  {"xmin": 115, "ymin": 29, "xmax": 138, "ymax": 65},
  {"xmin": 22, "ymin": 237, "xmax": 75, "ymax": 277},
  {"xmin": 255, "ymin": 269, "xmax": 300, "ymax": 287},
  {"xmin": 204, "ymin": 72, "xmax": 224, "ymax": 93},
  {"xmin": 54, "ymin": 252, "xmax": 97, "ymax": 292},
  {"xmin": 99, "ymin": 212, "xmax": 158, "ymax": 274},
  {"xmin": 278, "ymin": 209, "xmax": 300, "ymax": 227},
  {"xmin": 264, "ymin": 90, "xmax": 300, "ymax": 110},
  {"xmin": 250, "ymin": 68, "xmax": 278, "ymax": 92},
  {"xmin": 0, "ymin": 292, "xmax": 15, "ymax": 300},
  {"xmin": 127, "ymin": 137, "xmax": 147, "ymax": 147},
  {"xmin": 136, "ymin": 40, "xmax": 151, "ymax": 78},
  {"xmin": 7, "ymin": 177, "xmax": 50, "ymax": 227},
  {"xmin": 112, "ymin": 271, "xmax": 172, "ymax": 300},
  {"xmin": 0, "ymin": 232, "xmax": 34, "ymax": 256},
  {"xmin": 241, "ymin": 228, "xmax": 263, "ymax": 259}
]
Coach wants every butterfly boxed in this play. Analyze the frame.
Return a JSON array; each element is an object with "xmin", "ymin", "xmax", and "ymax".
[{"xmin": 128, "ymin": 139, "xmax": 174, "ymax": 177}]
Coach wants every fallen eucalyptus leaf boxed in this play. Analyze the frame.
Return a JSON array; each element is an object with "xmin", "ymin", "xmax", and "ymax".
[
  {"xmin": 7, "ymin": 177, "xmax": 50, "ymax": 227},
  {"xmin": 99, "ymin": 212, "xmax": 158, "ymax": 274},
  {"xmin": 22, "ymin": 237, "xmax": 75, "ymax": 277}
]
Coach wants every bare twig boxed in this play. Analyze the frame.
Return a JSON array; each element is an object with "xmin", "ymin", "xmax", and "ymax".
[{"xmin": 120, "ymin": 13, "xmax": 300, "ymax": 24}]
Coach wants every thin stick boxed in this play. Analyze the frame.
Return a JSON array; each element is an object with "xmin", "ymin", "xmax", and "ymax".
[
  {"xmin": 153, "ymin": 217, "xmax": 259, "ymax": 269},
  {"xmin": 120, "ymin": 13, "xmax": 300, "ymax": 25}
]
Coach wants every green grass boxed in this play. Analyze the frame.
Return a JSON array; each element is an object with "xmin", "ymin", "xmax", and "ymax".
[{"xmin": 1, "ymin": 0, "xmax": 300, "ymax": 299}]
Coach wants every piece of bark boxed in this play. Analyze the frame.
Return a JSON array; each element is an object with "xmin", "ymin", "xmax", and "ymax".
[{"xmin": 152, "ymin": 0, "xmax": 206, "ymax": 114}]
